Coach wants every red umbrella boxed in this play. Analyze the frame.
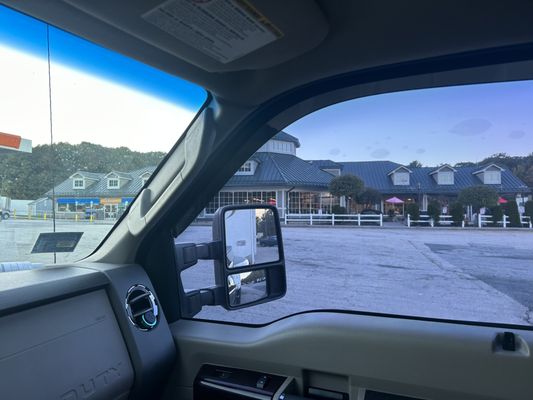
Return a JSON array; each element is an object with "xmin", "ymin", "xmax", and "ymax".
[{"xmin": 498, "ymin": 197, "xmax": 508, "ymax": 204}]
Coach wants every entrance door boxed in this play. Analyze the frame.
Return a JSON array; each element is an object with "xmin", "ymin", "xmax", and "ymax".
[{"xmin": 104, "ymin": 204, "xmax": 118, "ymax": 220}]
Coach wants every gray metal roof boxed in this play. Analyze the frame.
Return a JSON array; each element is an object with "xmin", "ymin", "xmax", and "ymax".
[
  {"xmin": 340, "ymin": 161, "xmax": 529, "ymax": 194},
  {"xmin": 225, "ymin": 152, "xmax": 332, "ymax": 189},
  {"xmin": 49, "ymin": 166, "xmax": 156, "ymax": 198},
  {"xmin": 307, "ymin": 159, "xmax": 343, "ymax": 170}
]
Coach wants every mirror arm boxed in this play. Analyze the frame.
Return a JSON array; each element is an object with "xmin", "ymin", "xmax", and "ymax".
[
  {"xmin": 175, "ymin": 241, "xmax": 223, "ymax": 272},
  {"xmin": 183, "ymin": 286, "xmax": 225, "ymax": 318}
]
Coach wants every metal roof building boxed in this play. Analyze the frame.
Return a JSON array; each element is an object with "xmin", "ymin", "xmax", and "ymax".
[{"xmin": 46, "ymin": 131, "xmax": 529, "ymax": 219}]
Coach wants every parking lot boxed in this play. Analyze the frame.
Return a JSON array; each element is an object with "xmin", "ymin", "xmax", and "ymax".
[{"xmin": 1, "ymin": 219, "xmax": 532, "ymax": 327}]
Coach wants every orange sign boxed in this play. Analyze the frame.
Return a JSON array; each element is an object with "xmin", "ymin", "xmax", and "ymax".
[
  {"xmin": 100, "ymin": 197, "xmax": 121, "ymax": 204},
  {"xmin": 0, "ymin": 132, "xmax": 22, "ymax": 149}
]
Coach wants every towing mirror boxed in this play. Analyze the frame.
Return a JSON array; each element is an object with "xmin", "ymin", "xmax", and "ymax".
[
  {"xmin": 213, "ymin": 205, "xmax": 286, "ymax": 309},
  {"xmin": 175, "ymin": 204, "xmax": 286, "ymax": 317}
]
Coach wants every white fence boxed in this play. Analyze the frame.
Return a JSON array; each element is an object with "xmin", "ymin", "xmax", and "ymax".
[
  {"xmin": 406, "ymin": 214, "xmax": 532, "ymax": 228},
  {"xmin": 406, "ymin": 214, "xmax": 462, "ymax": 227},
  {"xmin": 285, "ymin": 213, "xmax": 383, "ymax": 226},
  {"xmin": 478, "ymin": 214, "xmax": 532, "ymax": 228}
]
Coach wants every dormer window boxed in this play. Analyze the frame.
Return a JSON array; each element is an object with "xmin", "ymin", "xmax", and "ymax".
[
  {"xmin": 388, "ymin": 166, "xmax": 412, "ymax": 186},
  {"xmin": 73, "ymin": 178, "xmax": 85, "ymax": 189},
  {"xmin": 484, "ymin": 170, "xmax": 501, "ymax": 184},
  {"xmin": 473, "ymin": 164, "xmax": 503, "ymax": 185},
  {"xmin": 238, "ymin": 162, "xmax": 252, "ymax": 173},
  {"xmin": 430, "ymin": 165, "xmax": 456, "ymax": 185},
  {"xmin": 107, "ymin": 178, "xmax": 120, "ymax": 189},
  {"xmin": 235, "ymin": 161, "xmax": 257, "ymax": 175}
]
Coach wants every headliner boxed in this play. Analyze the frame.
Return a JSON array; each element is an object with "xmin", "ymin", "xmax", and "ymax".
[{"xmin": 4, "ymin": 0, "xmax": 533, "ymax": 106}]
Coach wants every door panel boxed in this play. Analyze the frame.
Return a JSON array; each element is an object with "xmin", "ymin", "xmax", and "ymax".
[{"xmin": 165, "ymin": 313, "xmax": 532, "ymax": 400}]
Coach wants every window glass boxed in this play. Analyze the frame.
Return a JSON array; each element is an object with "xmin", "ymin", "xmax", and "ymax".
[
  {"xmin": 179, "ymin": 80, "xmax": 533, "ymax": 327},
  {"xmin": 0, "ymin": 5, "xmax": 206, "ymax": 266}
]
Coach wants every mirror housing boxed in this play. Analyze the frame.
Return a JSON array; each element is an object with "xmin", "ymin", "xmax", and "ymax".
[
  {"xmin": 175, "ymin": 204, "xmax": 286, "ymax": 317},
  {"xmin": 212, "ymin": 205, "xmax": 286, "ymax": 310}
]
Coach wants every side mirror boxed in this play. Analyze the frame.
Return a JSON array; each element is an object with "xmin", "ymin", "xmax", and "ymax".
[
  {"xmin": 213, "ymin": 205, "xmax": 286, "ymax": 309},
  {"xmin": 175, "ymin": 204, "xmax": 286, "ymax": 317}
]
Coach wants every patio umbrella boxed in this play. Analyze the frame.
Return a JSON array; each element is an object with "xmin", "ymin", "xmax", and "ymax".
[
  {"xmin": 385, "ymin": 197, "xmax": 404, "ymax": 204},
  {"xmin": 498, "ymin": 197, "xmax": 508, "ymax": 204},
  {"xmin": 385, "ymin": 196, "xmax": 405, "ymax": 215}
]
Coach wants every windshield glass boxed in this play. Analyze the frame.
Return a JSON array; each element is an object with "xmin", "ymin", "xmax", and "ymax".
[{"xmin": 0, "ymin": 5, "xmax": 206, "ymax": 268}]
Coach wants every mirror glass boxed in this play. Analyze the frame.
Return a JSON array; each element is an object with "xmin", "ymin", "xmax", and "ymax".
[
  {"xmin": 227, "ymin": 269, "xmax": 267, "ymax": 307},
  {"xmin": 224, "ymin": 208, "xmax": 280, "ymax": 268}
]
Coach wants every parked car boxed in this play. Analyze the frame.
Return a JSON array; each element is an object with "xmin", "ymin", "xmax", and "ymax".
[{"xmin": 259, "ymin": 235, "xmax": 278, "ymax": 247}]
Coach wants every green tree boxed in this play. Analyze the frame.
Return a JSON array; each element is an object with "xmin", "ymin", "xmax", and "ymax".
[
  {"xmin": 457, "ymin": 186, "xmax": 498, "ymax": 212},
  {"xmin": 406, "ymin": 203, "xmax": 420, "ymax": 223},
  {"xmin": 0, "ymin": 142, "xmax": 165, "ymax": 199},
  {"xmin": 357, "ymin": 188, "xmax": 381, "ymax": 209},
  {"xmin": 408, "ymin": 160, "xmax": 422, "ymax": 168},
  {"xmin": 427, "ymin": 200, "xmax": 441, "ymax": 225},
  {"xmin": 450, "ymin": 202, "xmax": 464, "ymax": 226},
  {"xmin": 525, "ymin": 201, "xmax": 533, "ymax": 219},
  {"xmin": 328, "ymin": 174, "xmax": 364, "ymax": 211},
  {"xmin": 491, "ymin": 205, "xmax": 504, "ymax": 225},
  {"xmin": 505, "ymin": 201, "xmax": 521, "ymax": 227}
]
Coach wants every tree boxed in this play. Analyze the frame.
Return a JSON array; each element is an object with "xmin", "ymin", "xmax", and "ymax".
[
  {"xmin": 328, "ymin": 174, "xmax": 364, "ymax": 211},
  {"xmin": 406, "ymin": 203, "xmax": 420, "ymax": 222},
  {"xmin": 0, "ymin": 142, "xmax": 165, "ymax": 199},
  {"xmin": 427, "ymin": 200, "xmax": 441, "ymax": 225},
  {"xmin": 491, "ymin": 205, "xmax": 504, "ymax": 225},
  {"xmin": 450, "ymin": 202, "xmax": 464, "ymax": 226},
  {"xmin": 408, "ymin": 160, "xmax": 422, "ymax": 168},
  {"xmin": 357, "ymin": 188, "xmax": 381, "ymax": 208},
  {"xmin": 505, "ymin": 201, "xmax": 521, "ymax": 227},
  {"xmin": 525, "ymin": 201, "xmax": 533, "ymax": 219},
  {"xmin": 457, "ymin": 186, "xmax": 498, "ymax": 211}
]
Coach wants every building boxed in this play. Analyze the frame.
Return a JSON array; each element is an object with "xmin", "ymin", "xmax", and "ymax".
[
  {"xmin": 48, "ymin": 167, "xmax": 154, "ymax": 219},
  {"xmin": 204, "ymin": 132, "xmax": 530, "ymax": 217},
  {"xmin": 47, "ymin": 132, "xmax": 530, "ymax": 219}
]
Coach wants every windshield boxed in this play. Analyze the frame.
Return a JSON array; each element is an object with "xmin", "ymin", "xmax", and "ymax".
[{"xmin": 0, "ymin": 5, "xmax": 206, "ymax": 268}]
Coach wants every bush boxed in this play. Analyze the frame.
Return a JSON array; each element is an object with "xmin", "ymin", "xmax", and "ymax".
[
  {"xmin": 457, "ymin": 186, "xmax": 498, "ymax": 211},
  {"xmin": 331, "ymin": 205, "xmax": 347, "ymax": 214},
  {"xmin": 450, "ymin": 202, "xmax": 464, "ymax": 226},
  {"xmin": 491, "ymin": 205, "xmax": 504, "ymax": 225},
  {"xmin": 406, "ymin": 203, "xmax": 420, "ymax": 223},
  {"xmin": 427, "ymin": 200, "xmax": 441, "ymax": 225},
  {"xmin": 525, "ymin": 201, "xmax": 533, "ymax": 219},
  {"xmin": 505, "ymin": 201, "xmax": 521, "ymax": 227}
]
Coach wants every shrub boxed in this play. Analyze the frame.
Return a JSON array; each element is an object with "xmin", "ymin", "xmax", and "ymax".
[
  {"xmin": 505, "ymin": 201, "xmax": 521, "ymax": 227},
  {"xmin": 331, "ymin": 205, "xmax": 347, "ymax": 214},
  {"xmin": 457, "ymin": 186, "xmax": 498, "ymax": 211},
  {"xmin": 491, "ymin": 206, "xmax": 504, "ymax": 225},
  {"xmin": 427, "ymin": 200, "xmax": 441, "ymax": 225},
  {"xmin": 525, "ymin": 201, "xmax": 533, "ymax": 219},
  {"xmin": 406, "ymin": 203, "xmax": 420, "ymax": 224},
  {"xmin": 450, "ymin": 202, "xmax": 464, "ymax": 226}
]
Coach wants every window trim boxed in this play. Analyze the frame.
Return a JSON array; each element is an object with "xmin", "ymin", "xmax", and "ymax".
[{"xmin": 73, "ymin": 178, "xmax": 85, "ymax": 189}]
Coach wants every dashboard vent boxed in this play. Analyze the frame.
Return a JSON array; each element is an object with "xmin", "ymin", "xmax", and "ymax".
[{"xmin": 125, "ymin": 284, "xmax": 159, "ymax": 331}]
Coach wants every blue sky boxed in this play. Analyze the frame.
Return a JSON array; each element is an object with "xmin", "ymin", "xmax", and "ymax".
[
  {"xmin": 0, "ymin": 5, "xmax": 206, "ymax": 110},
  {"xmin": 287, "ymin": 80, "xmax": 533, "ymax": 166}
]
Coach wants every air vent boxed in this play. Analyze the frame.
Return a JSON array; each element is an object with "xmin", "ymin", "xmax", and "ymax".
[{"xmin": 125, "ymin": 284, "xmax": 159, "ymax": 331}]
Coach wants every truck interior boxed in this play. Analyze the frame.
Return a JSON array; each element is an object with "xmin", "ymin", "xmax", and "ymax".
[{"xmin": 1, "ymin": 1, "xmax": 533, "ymax": 399}]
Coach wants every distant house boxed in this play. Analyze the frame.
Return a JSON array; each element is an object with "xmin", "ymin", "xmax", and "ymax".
[
  {"xmin": 47, "ymin": 167, "xmax": 154, "ymax": 219},
  {"xmin": 45, "ymin": 132, "xmax": 530, "ymax": 219}
]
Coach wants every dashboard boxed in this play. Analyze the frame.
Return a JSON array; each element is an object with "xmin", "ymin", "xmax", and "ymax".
[{"xmin": 0, "ymin": 263, "xmax": 176, "ymax": 399}]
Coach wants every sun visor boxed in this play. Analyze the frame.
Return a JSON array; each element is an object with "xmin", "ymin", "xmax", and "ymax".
[{"xmin": 64, "ymin": 0, "xmax": 329, "ymax": 72}]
